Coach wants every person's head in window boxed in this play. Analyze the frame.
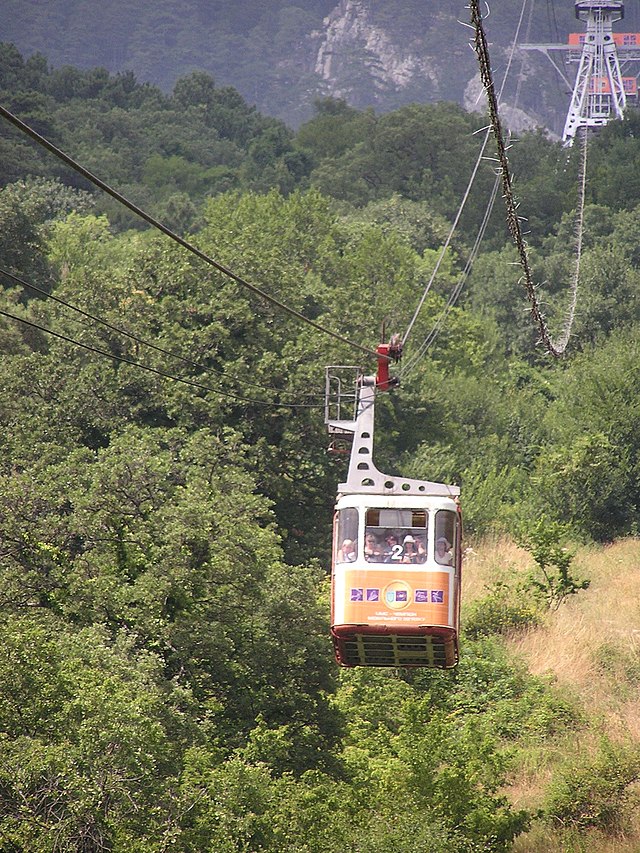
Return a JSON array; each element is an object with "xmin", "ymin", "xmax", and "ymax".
[
  {"xmin": 383, "ymin": 533, "xmax": 400, "ymax": 561},
  {"xmin": 340, "ymin": 539, "xmax": 356, "ymax": 562},
  {"xmin": 415, "ymin": 535, "xmax": 427, "ymax": 562},
  {"xmin": 402, "ymin": 535, "xmax": 417, "ymax": 562},
  {"xmin": 364, "ymin": 533, "xmax": 382, "ymax": 561},
  {"xmin": 436, "ymin": 537, "xmax": 452, "ymax": 564}
]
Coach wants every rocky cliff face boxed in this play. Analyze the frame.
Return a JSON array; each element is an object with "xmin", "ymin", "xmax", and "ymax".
[
  {"xmin": 308, "ymin": 0, "xmax": 551, "ymax": 133},
  {"xmin": 313, "ymin": 0, "xmax": 439, "ymax": 104}
]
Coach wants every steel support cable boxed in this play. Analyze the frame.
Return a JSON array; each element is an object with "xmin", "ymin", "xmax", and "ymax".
[
  {"xmin": 403, "ymin": 183, "xmax": 498, "ymax": 375},
  {"xmin": 0, "ymin": 103, "xmax": 387, "ymax": 364},
  {"xmin": 402, "ymin": 176, "xmax": 501, "ymax": 378},
  {"xmin": 469, "ymin": 0, "xmax": 578, "ymax": 358},
  {"xmin": 547, "ymin": 0, "xmax": 560, "ymax": 44},
  {"xmin": 401, "ymin": 0, "xmax": 531, "ymax": 372},
  {"xmin": 508, "ymin": 0, "xmax": 584, "ymax": 354},
  {"xmin": 404, "ymin": 0, "xmax": 532, "ymax": 372},
  {"xmin": 516, "ymin": 0, "xmax": 536, "ymax": 110},
  {"xmin": 0, "ymin": 308, "xmax": 323, "ymax": 409},
  {"xmin": 552, "ymin": 126, "xmax": 588, "ymax": 352},
  {"xmin": 0, "ymin": 266, "xmax": 324, "ymax": 402},
  {"xmin": 400, "ymin": 135, "xmax": 489, "ymax": 350}
]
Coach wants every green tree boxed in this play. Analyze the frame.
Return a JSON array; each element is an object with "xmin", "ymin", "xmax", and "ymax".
[
  {"xmin": 519, "ymin": 516, "xmax": 589, "ymax": 610},
  {"xmin": 530, "ymin": 332, "xmax": 640, "ymax": 539}
]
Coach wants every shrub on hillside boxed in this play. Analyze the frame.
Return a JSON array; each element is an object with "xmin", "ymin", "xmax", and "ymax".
[
  {"xmin": 594, "ymin": 641, "xmax": 640, "ymax": 691},
  {"xmin": 464, "ymin": 578, "xmax": 541, "ymax": 639},
  {"xmin": 544, "ymin": 738, "xmax": 640, "ymax": 833},
  {"xmin": 519, "ymin": 517, "xmax": 590, "ymax": 611}
]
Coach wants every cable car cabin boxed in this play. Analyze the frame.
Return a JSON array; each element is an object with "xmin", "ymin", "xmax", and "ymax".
[
  {"xmin": 331, "ymin": 494, "xmax": 461, "ymax": 667},
  {"xmin": 325, "ymin": 349, "xmax": 461, "ymax": 669}
]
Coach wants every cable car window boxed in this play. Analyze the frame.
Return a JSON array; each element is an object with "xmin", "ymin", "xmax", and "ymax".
[
  {"xmin": 435, "ymin": 510, "xmax": 457, "ymax": 566},
  {"xmin": 365, "ymin": 507, "xmax": 427, "ymax": 563},
  {"xmin": 336, "ymin": 508, "xmax": 358, "ymax": 563}
]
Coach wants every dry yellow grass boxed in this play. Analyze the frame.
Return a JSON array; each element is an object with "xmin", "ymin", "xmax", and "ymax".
[
  {"xmin": 462, "ymin": 535, "xmax": 531, "ymax": 600},
  {"xmin": 464, "ymin": 537, "xmax": 640, "ymax": 702},
  {"xmin": 512, "ymin": 539, "xmax": 640, "ymax": 717},
  {"xmin": 512, "ymin": 825, "xmax": 640, "ymax": 853},
  {"xmin": 465, "ymin": 537, "xmax": 640, "ymax": 853}
]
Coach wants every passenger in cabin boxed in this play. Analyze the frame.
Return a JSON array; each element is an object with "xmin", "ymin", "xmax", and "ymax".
[
  {"xmin": 435, "ymin": 537, "xmax": 453, "ymax": 565},
  {"xmin": 401, "ymin": 535, "xmax": 418, "ymax": 563},
  {"xmin": 383, "ymin": 532, "xmax": 400, "ymax": 561},
  {"xmin": 364, "ymin": 533, "xmax": 383, "ymax": 562},
  {"xmin": 415, "ymin": 535, "xmax": 427, "ymax": 563},
  {"xmin": 339, "ymin": 539, "xmax": 357, "ymax": 562}
]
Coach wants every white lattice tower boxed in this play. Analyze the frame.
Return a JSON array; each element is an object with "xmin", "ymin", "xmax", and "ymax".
[{"xmin": 563, "ymin": 1, "xmax": 626, "ymax": 144}]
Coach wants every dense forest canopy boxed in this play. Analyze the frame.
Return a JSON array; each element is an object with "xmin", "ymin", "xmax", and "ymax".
[{"xmin": 2, "ymin": 40, "xmax": 640, "ymax": 852}]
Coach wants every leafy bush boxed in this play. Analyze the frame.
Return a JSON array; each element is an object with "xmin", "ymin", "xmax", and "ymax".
[
  {"xmin": 519, "ymin": 517, "xmax": 590, "ymax": 610},
  {"xmin": 544, "ymin": 739, "xmax": 640, "ymax": 833},
  {"xmin": 593, "ymin": 641, "xmax": 640, "ymax": 690},
  {"xmin": 533, "ymin": 433, "xmax": 632, "ymax": 542},
  {"xmin": 464, "ymin": 578, "xmax": 541, "ymax": 639}
]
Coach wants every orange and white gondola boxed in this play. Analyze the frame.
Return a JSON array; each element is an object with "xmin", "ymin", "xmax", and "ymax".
[{"xmin": 325, "ymin": 340, "xmax": 461, "ymax": 668}]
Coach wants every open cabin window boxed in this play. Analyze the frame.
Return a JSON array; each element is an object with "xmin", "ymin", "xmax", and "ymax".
[
  {"xmin": 435, "ymin": 510, "xmax": 458, "ymax": 566},
  {"xmin": 336, "ymin": 508, "xmax": 358, "ymax": 563},
  {"xmin": 364, "ymin": 508, "xmax": 428, "ymax": 563}
]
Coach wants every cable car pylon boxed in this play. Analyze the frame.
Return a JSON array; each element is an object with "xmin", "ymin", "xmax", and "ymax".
[
  {"xmin": 325, "ymin": 338, "xmax": 462, "ymax": 668},
  {"xmin": 564, "ymin": 1, "xmax": 626, "ymax": 144},
  {"xmin": 520, "ymin": 1, "xmax": 640, "ymax": 146}
]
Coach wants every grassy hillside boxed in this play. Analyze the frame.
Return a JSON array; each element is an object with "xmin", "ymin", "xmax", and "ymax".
[{"xmin": 465, "ymin": 538, "xmax": 640, "ymax": 852}]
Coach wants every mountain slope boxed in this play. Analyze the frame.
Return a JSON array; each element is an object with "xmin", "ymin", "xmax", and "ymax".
[{"xmin": 4, "ymin": 0, "xmax": 639, "ymax": 130}]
